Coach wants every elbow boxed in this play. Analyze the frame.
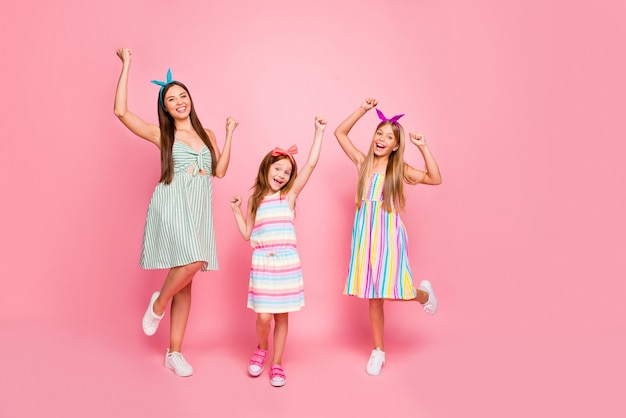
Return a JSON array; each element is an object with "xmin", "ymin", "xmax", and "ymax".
[
  {"xmin": 114, "ymin": 107, "xmax": 126, "ymax": 119},
  {"xmin": 333, "ymin": 125, "xmax": 346, "ymax": 138},
  {"xmin": 214, "ymin": 168, "xmax": 226, "ymax": 178}
]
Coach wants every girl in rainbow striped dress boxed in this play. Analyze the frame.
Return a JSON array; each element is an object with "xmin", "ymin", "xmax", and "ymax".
[
  {"xmin": 230, "ymin": 116, "xmax": 326, "ymax": 387},
  {"xmin": 334, "ymin": 98, "xmax": 442, "ymax": 376}
]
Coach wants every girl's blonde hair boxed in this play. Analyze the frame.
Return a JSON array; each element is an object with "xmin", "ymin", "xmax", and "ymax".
[
  {"xmin": 249, "ymin": 152, "xmax": 298, "ymax": 216},
  {"xmin": 356, "ymin": 121, "xmax": 406, "ymax": 213}
]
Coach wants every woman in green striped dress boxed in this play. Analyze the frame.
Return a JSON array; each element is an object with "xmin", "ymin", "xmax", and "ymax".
[{"xmin": 114, "ymin": 48, "xmax": 238, "ymax": 377}]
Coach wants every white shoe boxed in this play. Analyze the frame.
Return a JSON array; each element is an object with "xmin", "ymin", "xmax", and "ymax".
[
  {"xmin": 142, "ymin": 291, "xmax": 164, "ymax": 336},
  {"xmin": 366, "ymin": 348, "xmax": 385, "ymax": 376},
  {"xmin": 164, "ymin": 349, "xmax": 193, "ymax": 377},
  {"xmin": 418, "ymin": 280, "xmax": 438, "ymax": 315}
]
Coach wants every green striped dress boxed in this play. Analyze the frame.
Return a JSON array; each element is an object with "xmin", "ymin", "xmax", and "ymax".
[{"xmin": 140, "ymin": 140, "xmax": 217, "ymax": 271}]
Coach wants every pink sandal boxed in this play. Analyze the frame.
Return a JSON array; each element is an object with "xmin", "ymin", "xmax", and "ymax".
[
  {"xmin": 270, "ymin": 364, "xmax": 286, "ymax": 387},
  {"xmin": 248, "ymin": 348, "xmax": 267, "ymax": 377}
]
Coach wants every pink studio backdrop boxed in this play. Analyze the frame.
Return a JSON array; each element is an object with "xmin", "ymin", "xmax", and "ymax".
[{"xmin": 1, "ymin": 0, "xmax": 624, "ymax": 417}]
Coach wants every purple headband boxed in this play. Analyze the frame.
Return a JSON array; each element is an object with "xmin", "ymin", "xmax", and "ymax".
[{"xmin": 376, "ymin": 109, "xmax": 404, "ymax": 124}]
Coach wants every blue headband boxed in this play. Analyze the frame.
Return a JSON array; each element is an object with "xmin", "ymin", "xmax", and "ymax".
[{"xmin": 150, "ymin": 68, "xmax": 174, "ymax": 109}]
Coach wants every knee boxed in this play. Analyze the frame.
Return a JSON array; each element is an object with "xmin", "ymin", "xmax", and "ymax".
[
  {"xmin": 257, "ymin": 313, "xmax": 272, "ymax": 327},
  {"xmin": 369, "ymin": 299, "xmax": 384, "ymax": 310},
  {"xmin": 274, "ymin": 313, "xmax": 288, "ymax": 325},
  {"xmin": 179, "ymin": 261, "xmax": 203, "ymax": 275}
]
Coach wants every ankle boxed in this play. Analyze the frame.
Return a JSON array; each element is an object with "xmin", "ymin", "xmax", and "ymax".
[{"xmin": 153, "ymin": 298, "xmax": 165, "ymax": 316}]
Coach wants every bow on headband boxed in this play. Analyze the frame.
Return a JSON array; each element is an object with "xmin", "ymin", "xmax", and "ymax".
[
  {"xmin": 150, "ymin": 69, "xmax": 174, "ymax": 109},
  {"xmin": 376, "ymin": 109, "xmax": 405, "ymax": 124},
  {"xmin": 272, "ymin": 145, "xmax": 298, "ymax": 161}
]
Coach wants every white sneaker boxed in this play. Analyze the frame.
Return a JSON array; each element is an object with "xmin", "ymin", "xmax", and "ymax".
[
  {"xmin": 164, "ymin": 349, "xmax": 193, "ymax": 377},
  {"xmin": 366, "ymin": 348, "xmax": 385, "ymax": 376},
  {"xmin": 142, "ymin": 291, "xmax": 164, "ymax": 336},
  {"xmin": 418, "ymin": 280, "xmax": 438, "ymax": 315}
]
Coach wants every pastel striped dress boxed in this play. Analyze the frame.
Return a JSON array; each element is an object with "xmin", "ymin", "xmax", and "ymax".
[
  {"xmin": 344, "ymin": 173, "xmax": 418, "ymax": 299},
  {"xmin": 140, "ymin": 140, "xmax": 217, "ymax": 272},
  {"xmin": 248, "ymin": 192, "xmax": 304, "ymax": 313}
]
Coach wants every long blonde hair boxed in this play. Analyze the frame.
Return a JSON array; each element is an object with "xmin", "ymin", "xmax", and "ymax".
[{"xmin": 356, "ymin": 121, "xmax": 406, "ymax": 213}]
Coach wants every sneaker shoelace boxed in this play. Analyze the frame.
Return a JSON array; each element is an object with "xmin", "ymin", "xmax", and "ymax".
[
  {"xmin": 169, "ymin": 352, "xmax": 190, "ymax": 369},
  {"xmin": 146, "ymin": 315, "xmax": 160, "ymax": 327},
  {"xmin": 424, "ymin": 303, "xmax": 435, "ymax": 314},
  {"xmin": 368, "ymin": 351, "xmax": 384, "ymax": 368}
]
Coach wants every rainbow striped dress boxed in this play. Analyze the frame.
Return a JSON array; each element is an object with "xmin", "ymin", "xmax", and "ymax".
[
  {"xmin": 140, "ymin": 140, "xmax": 217, "ymax": 272},
  {"xmin": 344, "ymin": 173, "xmax": 418, "ymax": 299},
  {"xmin": 248, "ymin": 192, "xmax": 304, "ymax": 313}
]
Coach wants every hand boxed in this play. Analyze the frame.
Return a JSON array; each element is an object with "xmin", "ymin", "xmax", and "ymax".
[
  {"xmin": 226, "ymin": 116, "xmax": 238, "ymax": 134},
  {"xmin": 314, "ymin": 116, "xmax": 327, "ymax": 131},
  {"xmin": 230, "ymin": 195, "xmax": 242, "ymax": 209},
  {"xmin": 409, "ymin": 132, "xmax": 427, "ymax": 147},
  {"xmin": 116, "ymin": 48, "xmax": 132, "ymax": 64},
  {"xmin": 360, "ymin": 97, "xmax": 378, "ymax": 111}
]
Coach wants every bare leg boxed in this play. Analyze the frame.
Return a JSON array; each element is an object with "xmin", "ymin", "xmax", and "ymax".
[
  {"xmin": 390, "ymin": 289, "xmax": 428, "ymax": 304},
  {"xmin": 169, "ymin": 280, "xmax": 193, "ymax": 352},
  {"xmin": 152, "ymin": 261, "xmax": 204, "ymax": 315},
  {"xmin": 256, "ymin": 313, "xmax": 272, "ymax": 350},
  {"xmin": 272, "ymin": 313, "xmax": 289, "ymax": 365},
  {"xmin": 414, "ymin": 289, "xmax": 429, "ymax": 304},
  {"xmin": 369, "ymin": 299, "xmax": 385, "ymax": 351},
  {"xmin": 150, "ymin": 261, "xmax": 203, "ymax": 352}
]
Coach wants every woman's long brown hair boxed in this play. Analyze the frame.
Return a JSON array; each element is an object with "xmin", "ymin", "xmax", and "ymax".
[
  {"xmin": 355, "ymin": 121, "xmax": 406, "ymax": 213},
  {"xmin": 156, "ymin": 81, "xmax": 217, "ymax": 184}
]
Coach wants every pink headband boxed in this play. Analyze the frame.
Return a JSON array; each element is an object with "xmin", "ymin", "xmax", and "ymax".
[
  {"xmin": 376, "ymin": 109, "xmax": 404, "ymax": 124},
  {"xmin": 272, "ymin": 145, "xmax": 298, "ymax": 161}
]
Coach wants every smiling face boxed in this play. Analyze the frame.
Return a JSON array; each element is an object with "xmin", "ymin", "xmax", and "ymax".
[
  {"xmin": 162, "ymin": 84, "xmax": 191, "ymax": 119},
  {"xmin": 372, "ymin": 122, "xmax": 399, "ymax": 157},
  {"xmin": 267, "ymin": 158, "xmax": 293, "ymax": 192}
]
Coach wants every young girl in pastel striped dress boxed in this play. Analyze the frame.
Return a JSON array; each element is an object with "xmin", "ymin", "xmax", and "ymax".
[
  {"xmin": 230, "ymin": 116, "xmax": 326, "ymax": 387},
  {"xmin": 334, "ymin": 98, "xmax": 442, "ymax": 376}
]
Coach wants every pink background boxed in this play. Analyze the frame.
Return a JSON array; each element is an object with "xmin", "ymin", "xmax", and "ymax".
[{"xmin": 1, "ymin": 0, "xmax": 624, "ymax": 417}]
